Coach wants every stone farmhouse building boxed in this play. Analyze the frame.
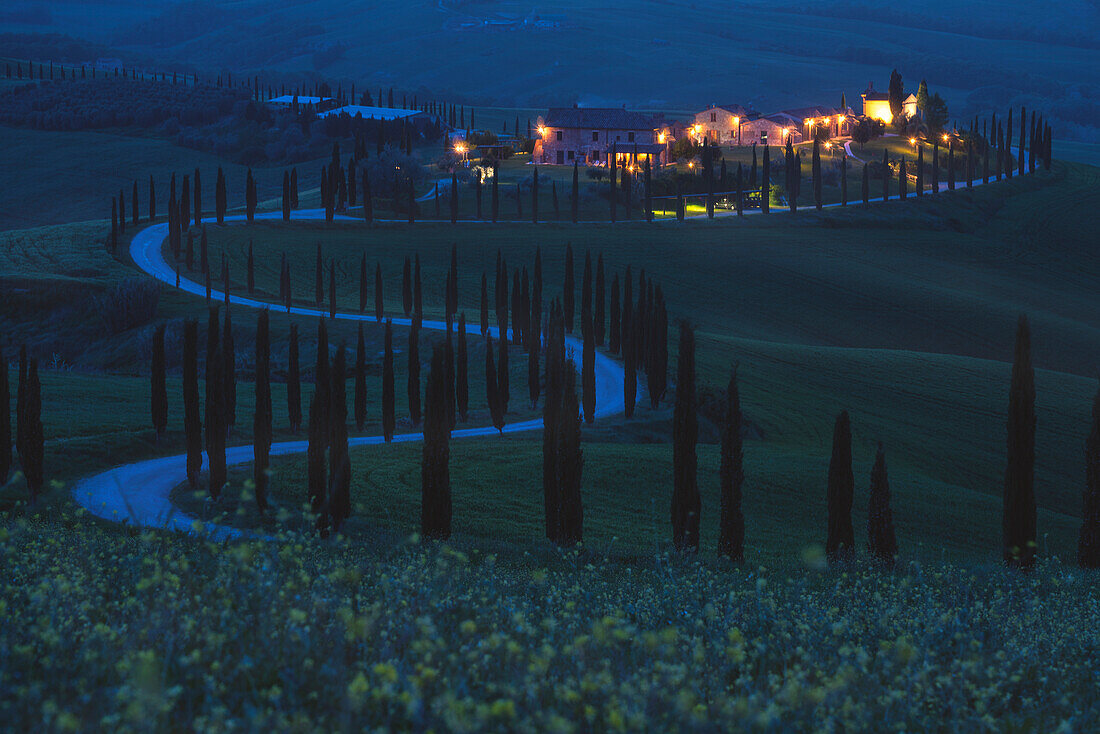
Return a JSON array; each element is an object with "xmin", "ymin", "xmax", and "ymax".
[
  {"xmin": 534, "ymin": 107, "xmax": 670, "ymax": 166},
  {"xmin": 694, "ymin": 104, "xmax": 853, "ymax": 147},
  {"xmin": 692, "ymin": 104, "xmax": 756, "ymax": 145},
  {"xmin": 861, "ymin": 82, "xmax": 918, "ymax": 124}
]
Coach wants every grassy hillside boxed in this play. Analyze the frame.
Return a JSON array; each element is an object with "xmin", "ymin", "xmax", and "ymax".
[{"xmin": 6, "ymin": 0, "xmax": 1098, "ymax": 141}]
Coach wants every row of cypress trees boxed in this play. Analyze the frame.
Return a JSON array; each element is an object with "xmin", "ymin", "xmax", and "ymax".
[{"xmin": 0, "ymin": 346, "xmax": 44, "ymax": 504}]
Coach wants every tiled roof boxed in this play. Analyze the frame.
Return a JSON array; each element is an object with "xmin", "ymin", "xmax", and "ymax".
[
  {"xmin": 705, "ymin": 103, "xmax": 755, "ymax": 117},
  {"xmin": 544, "ymin": 107, "xmax": 662, "ymax": 130}
]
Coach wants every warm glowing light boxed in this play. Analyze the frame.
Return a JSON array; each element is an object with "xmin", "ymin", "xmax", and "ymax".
[
  {"xmin": 733, "ymin": 116, "xmax": 739, "ymax": 125},
  {"xmin": 837, "ymin": 115, "xmax": 845, "ymax": 123},
  {"xmin": 658, "ymin": 132, "xmax": 667, "ymax": 144},
  {"xmin": 688, "ymin": 161, "xmax": 694, "ymax": 169},
  {"xmin": 805, "ymin": 118, "xmax": 812, "ymax": 125},
  {"xmin": 943, "ymin": 133, "xmax": 950, "ymax": 141},
  {"xmin": 455, "ymin": 142, "xmax": 467, "ymax": 154},
  {"xmin": 782, "ymin": 128, "xmax": 789, "ymax": 137},
  {"xmin": 537, "ymin": 126, "xmax": 547, "ymax": 137},
  {"xmin": 822, "ymin": 117, "xmax": 830, "ymax": 124},
  {"xmin": 909, "ymin": 138, "xmax": 916, "ymax": 145},
  {"xmin": 825, "ymin": 142, "xmax": 832, "ymax": 149}
]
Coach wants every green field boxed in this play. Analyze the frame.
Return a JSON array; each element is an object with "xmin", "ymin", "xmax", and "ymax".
[{"xmin": 2, "ymin": 155, "xmax": 1096, "ymax": 567}]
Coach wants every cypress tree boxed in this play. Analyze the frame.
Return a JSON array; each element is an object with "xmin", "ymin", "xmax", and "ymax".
[
  {"xmin": 181, "ymin": 174, "xmax": 191, "ymax": 230},
  {"xmin": 307, "ymin": 319, "xmax": 330, "ymax": 513},
  {"xmin": 445, "ymin": 317, "xmax": 456, "ymax": 429},
  {"xmin": 582, "ymin": 299, "xmax": 595, "ymax": 424},
  {"xmin": 840, "ymin": 155, "xmax": 847, "ymax": 206},
  {"xmin": 480, "ymin": 272, "xmax": 489, "ymax": 335},
  {"xmin": 408, "ymin": 322, "xmax": 421, "ymax": 426},
  {"xmin": 1077, "ymin": 381, "xmax": 1100, "ymax": 567},
  {"xmin": 328, "ymin": 344, "xmax": 351, "ymax": 531},
  {"xmin": 761, "ymin": 145, "xmax": 770, "ymax": 214},
  {"xmin": 15, "ymin": 348, "xmax": 25, "ymax": 484},
  {"xmin": 609, "ymin": 273, "xmax": 621, "ymax": 354},
  {"xmin": 450, "ymin": 172, "xmax": 458, "ymax": 224},
  {"xmin": 581, "ymin": 250, "xmax": 592, "ymax": 337},
  {"xmin": 1018, "ymin": 107, "xmax": 1026, "ymax": 177},
  {"xmin": 223, "ymin": 306, "xmax": 236, "ymax": 429},
  {"xmin": 559, "ymin": 363, "xmax": 584, "ymax": 545},
  {"xmin": 421, "ymin": 345, "xmax": 452, "ymax": 539},
  {"xmin": 282, "ymin": 170, "xmax": 291, "ymax": 221},
  {"xmin": 571, "ymin": 161, "xmax": 579, "ymax": 223},
  {"xmin": 457, "ymin": 313, "xmax": 469, "ymax": 421},
  {"xmin": 867, "ymin": 443, "xmax": 898, "ymax": 566},
  {"xmin": 382, "ymin": 319, "xmax": 395, "ymax": 442},
  {"xmin": 932, "ymin": 139, "xmax": 940, "ymax": 192},
  {"xmin": 247, "ymin": 241, "xmax": 255, "ymax": 294},
  {"xmin": 357, "ymin": 254, "xmax": 368, "ymax": 313},
  {"xmin": 498, "ymin": 329, "xmax": 509, "ymax": 413},
  {"xmin": 205, "ymin": 307, "xmax": 226, "ymax": 499},
  {"xmin": 491, "ymin": 161, "xmax": 499, "ymax": 222},
  {"xmin": 861, "ymin": 163, "xmax": 870, "ymax": 205},
  {"xmin": 246, "ymin": 168, "xmax": 256, "ymax": 221},
  {"xmin": 881, "ymin": 149, "xmax": 890, "ymax": 201},
  {"xmin": 216, "ymin": 167, "xmax": 227, "ymax": 224},
  {"xmin": 532, "ymin": 167, "xmax": 539, "ymax": 223},
  {"xmin": 826, "ymin": 410, "xmax": 855, "ymax": 563},
  {"xmin": 254, "ymin": 310, "xmax": 272, "ymax": 511},
  {"xmin": 151, "ymin": 324, "xmax": 168, "ymax": 439},
  {"xmin": 183, "ymin": 320, "xmax": 202, "ymax": 486},
  {"xmin": 671, "ymin": 321, "xmax": 699, "ymax": 552},
  {"xmin": 486, "ymin": 335, "xmax": 504, "ymax": 433},
  {"xmin": 375, "ymin": 262, "xmax": 384, "ymax": 322},
  {"xmin": 329, "ymin": 260, "xmax": 337, "ymax": 320},
  {"xmin": 496, "ymin": 253, "xmax": 509, "ymax": 343},
  {"xmin": 528, "ymin": 323, "xmax": 540, "ymax": 408},
  {"xmin": 402, "ymin": 256, "xmax": 413, "ymax": 316},
  {"xmin": 414, "ymin": 254, "xmax": 423, "ymax": 327},
  {"xmin": 594, "ymin": 253, "xmax": 606, "ymax": 346},
  {"xmin": 288, "ymin": 323, "xmax": 302, "ymax": 432},
  {"xmin": 193, "ymin": 168, "xmax": 202, "ymax": 225},
  {"xmin": 542, "ymin": 301, "xmax": 565, "ymax": 541},
  {"xmin": 1003, "ymin": 314, "xmax": 1037, "ymax": 568},
  {"xmin": 0, "ymin": 346, "xmax": 8, "ymax": 484},
  {"xmin": 20, "ymin": 359, "xmax": 43, "ymax": 503},
  {"xmin": 785, "ymin": 138, "xmax": 797, "ymax": 213},
  {"xmin": 355, "ymin": 323, "xmax": 367, "ymax": 431},
  {"xmin": 563, "ymin": 243, "xmax": 574, "ymax": 334},
  {"xmin": 916, "ymin": 146, "xmax": 925, "ymax": 196},
  {"xmin": 718, "ymin": 366, "xmax": 745, "ymax": 561},
  {"xmin": 948, "ymin": 141, "xmax": 956, "ymax": 190}
]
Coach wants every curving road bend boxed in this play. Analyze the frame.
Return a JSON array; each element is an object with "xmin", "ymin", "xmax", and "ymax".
[{"xmin": 71, "ymin": 211, "xmax": 628, "ymax": 540}]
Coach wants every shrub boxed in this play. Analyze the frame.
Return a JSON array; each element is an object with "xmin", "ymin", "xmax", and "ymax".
[{"xmin": 96, "ymin": 278, "xmax": 160, "ymax": 334}]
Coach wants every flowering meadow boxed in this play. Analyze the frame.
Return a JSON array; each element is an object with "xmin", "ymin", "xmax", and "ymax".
[{"xmin": 3, "ymin": 513, "xmax": 1098, "ymax": 732}]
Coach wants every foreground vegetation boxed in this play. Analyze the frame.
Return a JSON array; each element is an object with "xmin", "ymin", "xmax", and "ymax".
[{"xmin": 3, "ymin": 515, "xmax": 1098, "ymax": 731}]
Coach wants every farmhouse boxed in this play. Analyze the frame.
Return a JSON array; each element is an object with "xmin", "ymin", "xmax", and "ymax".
[
  {"xmin": 861, "ymin": 83, "xmax": 918, "ymax": 124},
  {"xmin": 737, "ymin": 113, "xmax": 803, "ymax": 147},
  {"xmin": 692, "ymin": 104, "xmax": 756, "ymax": 145},
  {"xmin": 534, "ymin": 107, "xmax": 670, "ymax": 166}
]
